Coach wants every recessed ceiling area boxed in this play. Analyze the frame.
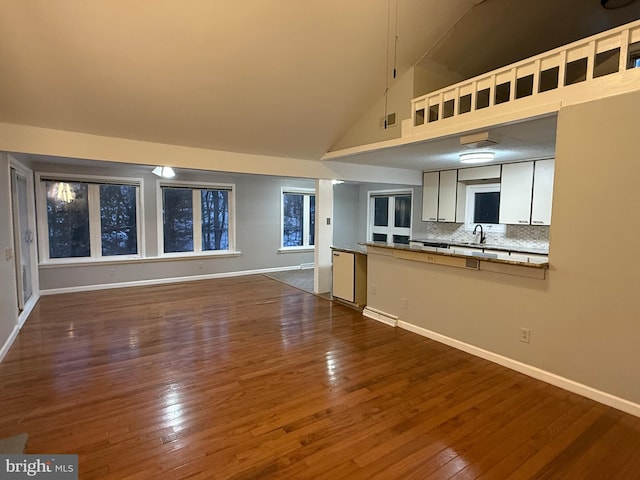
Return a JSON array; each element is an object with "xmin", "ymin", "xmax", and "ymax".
[{"xmin": 325, "ymin": 116, "xmax": 558, "ymax": 172}]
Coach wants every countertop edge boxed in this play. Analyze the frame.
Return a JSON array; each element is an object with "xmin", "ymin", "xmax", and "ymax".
[{"xmin": 363, "ymin": 242, "xmax": 549, "ymax": 269}]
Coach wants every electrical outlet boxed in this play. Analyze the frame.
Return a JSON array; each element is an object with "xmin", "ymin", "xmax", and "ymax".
[
  {"xmin": 4, "ymin": 248, "xmax": 13, "ymax": 261},
  {"xmin": 199, "ymin": 262, "xmax": 204, "ymax": 270},
  {"xmin": 109, "ymin": 268, "xmax": 116, "ymax": 277},
  {"xmin": 401, "ymin": 297, "xmax": 408, "ymax": 310},
  {"xmin": 370, "ymin": 284, "xmax": 376, "ymax": 295},
  {"xmin": 520, "ymin": 327, "xmax": 531, "ymax": 343}
]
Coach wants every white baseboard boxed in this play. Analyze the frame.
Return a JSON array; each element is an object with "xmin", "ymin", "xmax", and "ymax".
[
  {"xmin": 18, "ymin": 294, "xmax": 39, "ymax": 329},
  {"xmin": 0, "ymin": 294, "xmax": 40, "ymax": 363},
  {"xmin": 40, "ymin": 265, "xmax": 309, "ymax": 296},
  {"xmin": 363, "ymin": 307, "xmax": 398, "ymax": 327},
  {"xmin": 0, "ymin": 324, "xmax": 20, "ymax": 363},
  {"xmin": 396, "ymin": 320, "xmax": 640, "ymax": 418}
]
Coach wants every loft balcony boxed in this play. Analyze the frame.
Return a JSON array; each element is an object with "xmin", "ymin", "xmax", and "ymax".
[{"xmin": 324, "ymin": 19, "xmax": 640, "ymax": 163}]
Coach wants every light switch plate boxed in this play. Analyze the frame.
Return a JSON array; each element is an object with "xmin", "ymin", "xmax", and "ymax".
[{"xmin": 4, "ymin": 248, "xmax": 13, "ymax": 261}]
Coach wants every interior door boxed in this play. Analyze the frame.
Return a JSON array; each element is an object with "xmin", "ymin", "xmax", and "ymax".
[{"xmin": 10, "ymin": 168, "xmax": 34, "ymax": 311}]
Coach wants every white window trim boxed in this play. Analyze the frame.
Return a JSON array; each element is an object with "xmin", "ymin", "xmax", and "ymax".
[
  {"xmin": 367, "ymin": 188, "xmax": 413, "ymax": 243},
  {"xmin": 464, "ymin": 183, "xmax": 506, "ymax": 233},
  {"xmin": 280, "ymin": 187, "xmax": 316, "ymax": 251},
  {"xmin": 36, "ymin": 172, "xmax": 145, "ymax": 265},
  {"xmin": 157, "ymin": 179, "xmax": 237, "ymax": 257}
]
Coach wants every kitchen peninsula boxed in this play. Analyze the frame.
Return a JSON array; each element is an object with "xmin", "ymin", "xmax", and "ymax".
[{"xmin": 364, "ymin": 241, "xmax": 548, "ymax": 280}]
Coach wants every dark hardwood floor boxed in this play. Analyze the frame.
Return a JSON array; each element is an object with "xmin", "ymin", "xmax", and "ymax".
[{"xmin": 1, "ymin": 275, "xmax": 639, "ymax": 479}]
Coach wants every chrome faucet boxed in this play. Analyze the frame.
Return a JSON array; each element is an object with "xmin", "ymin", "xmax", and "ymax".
[{"xmin": 473, "ymin": 224, "xmax": 486, "ymax": 244}]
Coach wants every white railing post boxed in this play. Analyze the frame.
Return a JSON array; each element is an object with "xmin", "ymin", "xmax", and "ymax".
[
  {"xmin": 586, "ymin": 40, "xmax": 596, "ymax": 81},
  {"xmin": 489, "ymin": 74, "xmax": 496, "ymax": 107},
  {"xmin": 470, "ymin": 80, "xmax": 477, "ymax": 112},
  {"xmin": 620, "ymin": 29, "xmax": 630, "ymax": 72},
  {"xmin": 532, "ymin": 58, "xmax": 541, "ymax": 96},
  {"xmin": 558, "ymin": 50, "xmax": 567, "ymax": 89}
]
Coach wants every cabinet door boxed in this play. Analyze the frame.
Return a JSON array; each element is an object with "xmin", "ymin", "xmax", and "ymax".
[
  {"xmin": 438, "ymin": 170, "xmax": 458, "ymax": 222},
  {"xmin": 531, "ymin": 159, "xmax": 555, "ymax": 225},
  {"xmin": 499, "ymin": 162, "xmax": 534, "ymax": 225},
  {"xmin": 332, "ymin": 251, "xmax": 355, "ymax": 302},
  {"xmin": 422, "ymin": 172, "xmax": 439, "ymax": 221}
]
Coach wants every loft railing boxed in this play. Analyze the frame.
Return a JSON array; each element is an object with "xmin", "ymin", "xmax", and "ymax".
[{"xmin": 409, "ymin": 19, "xmax": 640, "ymax": 132}]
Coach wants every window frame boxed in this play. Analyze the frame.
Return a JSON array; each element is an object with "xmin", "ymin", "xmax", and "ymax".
[
  {"xmin": 367, "ymin": 189, "xmax": 413, "ymax": 244},
  {"xmin": 157, "ymin": 179, "xmax": 236, "ymax": 257},
  {"xmin": 280, "ymin": 187, "xmax": 316, "ymax": 252},
  {"xmin": 464, "ymin": 183, "xmax": 506, "ymax": 233},
  {"xmin": 36, "ymin": 172, "xmax": 145, "ymax": 264}
]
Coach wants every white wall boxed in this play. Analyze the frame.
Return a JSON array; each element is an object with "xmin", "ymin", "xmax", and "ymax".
[
  {"xmin": 366, "ymin": 89, "xmax": 640, "ymax": 409},
  {"xmin": 329, "ymin": 68, "xmax": 415, "ymax": 152},
  {"xmin": 332, "ymin": 183, "xmax": 360, "ymax": 248},
  {"xmin": 34, "ymin": 160, "xmax": 316, "ymax": 291}
]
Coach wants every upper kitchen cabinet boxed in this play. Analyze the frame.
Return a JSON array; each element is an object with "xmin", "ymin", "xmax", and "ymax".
[
  {"xmin": 438, "ymin": 170, "xmax": 458, "ymax": 222},
  {"xmin": 422, "ymin": 170, "xmax": 458, "ymax": 222},
  {"xmin": 531, "ymin": 159, "xmax": 555, "ymax": 225},
  {"xmin": 499, "ymin": 162, "xmax": 534, "ymax": 225},
  {"xmin": 422, "ymin": 172, "xmax": 439, "ymax": 221},
  {"xmin": 499, "ymin": 160, "xmax": 555, "ymax": 225}
]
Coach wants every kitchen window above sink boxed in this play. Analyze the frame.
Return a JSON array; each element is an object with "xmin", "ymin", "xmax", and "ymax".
[{"xmin": 464, "ymin": 183, "xmax": 506, "ymax": 233}]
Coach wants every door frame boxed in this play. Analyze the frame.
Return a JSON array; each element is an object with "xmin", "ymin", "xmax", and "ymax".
[{"xmin": 8, "ymin": 155, "xmax": 39, "ymax": 328}]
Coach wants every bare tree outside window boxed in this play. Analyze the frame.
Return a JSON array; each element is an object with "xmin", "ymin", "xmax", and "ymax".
[
  {"xmin": 282, "ymin": 191, "xmax": 315, "ymax": 248},
  {"xmin": 46, "ymin": 181, "xmax": 90, "ymax": 258},
  {"xmin": 100, "ymin": 184, "xmax": 138, "ymax": 256},
  {"xmin": 201, "ymin": 189, "xmax": 229, "ymax": 251},
  {"xmin": 163, "ymin": 188, "xmax": 194, "ymax": 253},
  {"xmin": 283, "ymin": 193, "xmax": 304, "ymax": 247}
]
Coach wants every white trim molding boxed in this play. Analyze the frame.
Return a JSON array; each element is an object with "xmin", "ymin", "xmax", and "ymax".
[
  {"xmin": 0, "ymin": 325, "xmax": 20, "ymax": 363},
  {"xmin": 396, "ymin": 320, "xmax": 640, "ymax": 418}
]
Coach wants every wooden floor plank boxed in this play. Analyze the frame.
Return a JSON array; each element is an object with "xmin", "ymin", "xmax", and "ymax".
[{"xmin": 1, "ymin": 275, "xmax": 639, "ymax": 479}]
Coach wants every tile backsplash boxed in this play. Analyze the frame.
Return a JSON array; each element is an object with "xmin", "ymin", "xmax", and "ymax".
[{"xmin": 414, "ymin": 222, "xmax": 550, "ymax": 252}]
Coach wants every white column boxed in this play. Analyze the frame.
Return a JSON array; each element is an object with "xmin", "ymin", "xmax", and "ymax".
[{"xmin": 314, "ymin": 179, "xmax": 333, "ymax": 294}]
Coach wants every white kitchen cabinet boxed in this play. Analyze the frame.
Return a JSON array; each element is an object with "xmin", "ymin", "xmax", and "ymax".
[
  {"xmin": 422, "ymin": 170, "xmax": 458, "ymax": 222},
  {"xmin": 422, "ymin": 172, "xmax": 439, "ymax": 221},
  {"xmin": 531, "ymin": 159, "xmax": 555, "ymax": 225},
  {"xmin": 499, "ymin": 162, "xmax": 534, "ymax": 225},
  {"xmin": 438, "ymin": 170, "xmax": 458, "ymax": 222},
  {"xmin": 332, "ymin": 249, "xmax": 367, "ymax": 307},
  {"xmin": 457, "ymin": 165, "xmax": 501, "ymax": 181}
]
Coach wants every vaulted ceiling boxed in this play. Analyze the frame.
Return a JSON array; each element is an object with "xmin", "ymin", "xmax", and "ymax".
[{"xmin": 0, "ymin": 0, "xmax": 638, "ymax": 165}]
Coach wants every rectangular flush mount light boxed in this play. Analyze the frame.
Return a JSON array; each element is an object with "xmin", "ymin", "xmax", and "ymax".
[{"xmin": 459, "ymin": 152, "xmax": 495, "ymax": 164}]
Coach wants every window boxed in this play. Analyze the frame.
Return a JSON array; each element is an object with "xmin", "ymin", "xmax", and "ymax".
[
  {"xmin": 281, "ymin": 188, "xmax": 315, "ymax": 249},
  {"xmin": 160, "ymin": 182, "xmax": 234, "ymax": 255},
  {"xmin": 369, "ymin": 190, "xmax": 412, "ymax": 244},
  {"xmin": 37, "ymin": 174, "xmax": 142, "ymax": 262},
  {"xmin": 464, "ymin": 183, "xmax": 505, "ymax": 233}
]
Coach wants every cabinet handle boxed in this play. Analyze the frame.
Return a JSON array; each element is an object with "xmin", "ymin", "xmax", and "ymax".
[
  {"xmin": 428, "ymin": 217, "xmax": 436, "ymax": 221},
  {"xmin": 438, "ymin": 218, "xmax": 445, "ymax": 221},
  {"xmin": 518, "ymin": 220, "xmax": 529, "ymax": 224},
  {"xmin": 532, "ymin": 220, "xmax": 544, "ymax": 224},
  {"xmin": 333, "ymin": 253, "xmax": 340, "ymax": 257}
]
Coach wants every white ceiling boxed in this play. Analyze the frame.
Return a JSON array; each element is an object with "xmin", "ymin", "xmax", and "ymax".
[
  {"xmin": 331, "ymin": 115, "xmax": 559, "ymax": 171},
  {"xmin": 0, "ymin": 0, "xmax": 638, "ymax": 168}
]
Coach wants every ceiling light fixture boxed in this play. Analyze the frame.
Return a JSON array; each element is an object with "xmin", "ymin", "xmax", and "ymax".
[
  {"xmin": 152, "ymin": 166, "xmax": 176, "ymax": 178},
  {"xmin": 331, "ymin": 179, "xmax": 344, "ymax": 185},
  {"xmin": 459, "ymin": 152, "xmax": 495, "ymax": 164}
]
